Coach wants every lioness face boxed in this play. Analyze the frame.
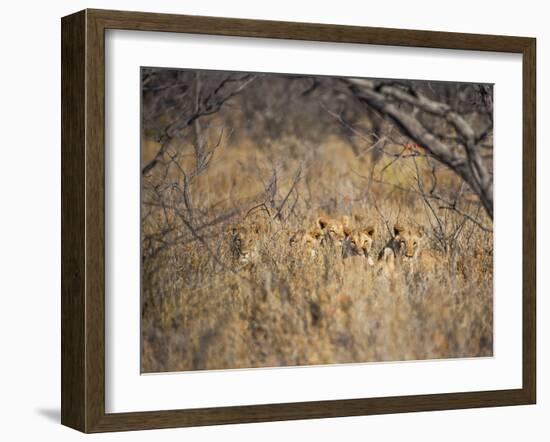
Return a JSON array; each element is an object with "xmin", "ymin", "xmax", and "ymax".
[
  {"xmin": 393, "ymin": 224, "xmax": 424, "ymax": 260},
  {"xmin": 289, "ymin": 227, "xmax": 323, "ymax": 257},
  {"xmin": 303, "ymin": 227, "xmax": 324, "ymax": 247},
  {"xmin": 347, "ymin": 227, "xmax": 375, "ymax": 257},
  {"xmin": 230, "ymin": 226, "xmax": 259, "ymax": 264},
  {"xmin": 317, "ymin": 216, "xmax": 349, "ymax": 244}
]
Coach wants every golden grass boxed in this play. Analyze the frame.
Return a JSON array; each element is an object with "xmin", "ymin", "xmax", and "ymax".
[{"xmin": 141, "ymin": 134, "xmax": 493, "ymax": 373}]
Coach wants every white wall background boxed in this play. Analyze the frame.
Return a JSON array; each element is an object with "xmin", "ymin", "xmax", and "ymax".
[{"xmin": 0, "ymin": 1, "xmax": 546, "ymax": 440}]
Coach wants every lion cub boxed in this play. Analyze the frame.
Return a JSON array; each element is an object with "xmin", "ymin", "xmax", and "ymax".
[
  {"xmin": 317, "ymin": 215, "xmax": 350, "ymax": 245},
  {"xmin": 342, "ymin": 226, "xmax": 376, "ymax": 265},
  {"xmin": 377, "ymin": 224, "xmax": 440, "ymax": 273},
  {"xmin": 230, "ymin": 224, "xmax": 263, "ymax": 265},
  {"xmin": 289, "ymin": 226, "xmax": 324, "ymax": 258}
]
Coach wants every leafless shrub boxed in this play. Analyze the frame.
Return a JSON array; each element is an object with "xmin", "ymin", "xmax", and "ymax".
[{"xmin": 140, "ymin": 69, "xmax": 493, "ymax": 372}]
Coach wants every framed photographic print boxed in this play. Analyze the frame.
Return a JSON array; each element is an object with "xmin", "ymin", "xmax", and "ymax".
[{"xmin": 61, "ymin": 9, "xmax": 536, "ymax": 433}]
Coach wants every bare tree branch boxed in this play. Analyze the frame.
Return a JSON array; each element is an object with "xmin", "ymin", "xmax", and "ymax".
[
  {"xmin": 343, "ymin": 78, "xmax": 493, "ymax": 219},
  {"xmin": 142, "ymin": 74, "xmax": 257, "ymax": 175}
]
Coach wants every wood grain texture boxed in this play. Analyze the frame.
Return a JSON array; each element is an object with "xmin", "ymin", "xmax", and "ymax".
[
  {"xmin": 522, "ymin": 38, "xmax": 537, "ymax": 404},
  {"xmin": 61, "ymin": 10, "xmax": 86, "ymax": 432},
  {"xmin": 89, "ymin": 8, "xmax": 531, "ymax": 53},
  {"xmin": 85, "ymin": 10, "xmax": 107, "ymax": 432},
  {"xmin": 60, "ymin": 8, "xmax": 537, "ymax": 433}
]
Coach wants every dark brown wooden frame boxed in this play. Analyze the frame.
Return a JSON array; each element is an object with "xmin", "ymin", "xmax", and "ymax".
[{"xmin": 61, "ymin": 8, "xmax": 536, "ymax": 433}]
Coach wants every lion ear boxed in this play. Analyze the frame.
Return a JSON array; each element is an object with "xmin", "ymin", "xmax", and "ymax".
[
  {"xmin": 364, "ymin": 226, "xmax": 375, "ymax": 237},
  {"xmin": 393, "ymin": 224, "xmax": 403, "ymax": 237},
  {"xmin": 317, "ymin": 216, "xmax": 328, "ymax": 230},
  {"xmin": 343, "ymin": 226, "xmax": 352, "ymax": 237}
]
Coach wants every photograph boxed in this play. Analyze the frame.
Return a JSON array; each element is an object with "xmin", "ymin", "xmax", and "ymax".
[{"xmin": 140, "ymin": 68, "xmax": 494, "ymax": 373}]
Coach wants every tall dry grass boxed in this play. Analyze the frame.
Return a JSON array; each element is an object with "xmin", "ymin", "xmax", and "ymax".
[{"xmin": 141, "ymin": 132, "xmax": 493, "ymax": 373}]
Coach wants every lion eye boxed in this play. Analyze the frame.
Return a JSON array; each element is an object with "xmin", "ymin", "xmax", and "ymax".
[{"xmin": 413, "ymin": 241, "xmax": 417, "ymax": 247}]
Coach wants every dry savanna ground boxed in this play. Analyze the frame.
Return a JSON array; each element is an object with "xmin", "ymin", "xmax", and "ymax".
[{"xmin": 141, "ymin": 70, "xmax": 493, "ymax": 373}]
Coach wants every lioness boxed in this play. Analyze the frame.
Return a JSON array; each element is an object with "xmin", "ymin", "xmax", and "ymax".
[
  {"xmin": 342, "ymin": 226, "xmax": 376, "ymax": 265},
  {"xmin": 289, "ymin": 226, "xmax": 324, "ymax": 257},
  {"xmin": 230, "ymin": 224, "xmax": 262, "ymax": 265},
  {"xmin": 377, "ymin": 224, "xmax": 441, "ymax": 273},
  {"xmin": 317, "ymin": 215, "xmax": 350, "ymax": 245}
]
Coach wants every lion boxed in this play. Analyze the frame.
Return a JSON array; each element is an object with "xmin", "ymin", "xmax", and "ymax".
[
  {"xmin": 317, "ymin": 215, "xmax": 350, "ymax": 245},
  {"xmin": 289, "ymin": 226, "xmax": 324, "ymax": 258},
  {"xmin": 377, "ymin": 224, "xmax": 441, "ymax": 273},
  {"xmin": 230, "ymin": 224, "xmax": 262, "ymax": 265},
  {"xmin": 342, "ymin": 226, "xmax": 376, "ymax": 265}
]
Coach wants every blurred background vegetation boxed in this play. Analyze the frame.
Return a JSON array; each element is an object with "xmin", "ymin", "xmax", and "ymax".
[{"xmin": 140, "ymin": 68, "xmax": 493, "ymax": 373}]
